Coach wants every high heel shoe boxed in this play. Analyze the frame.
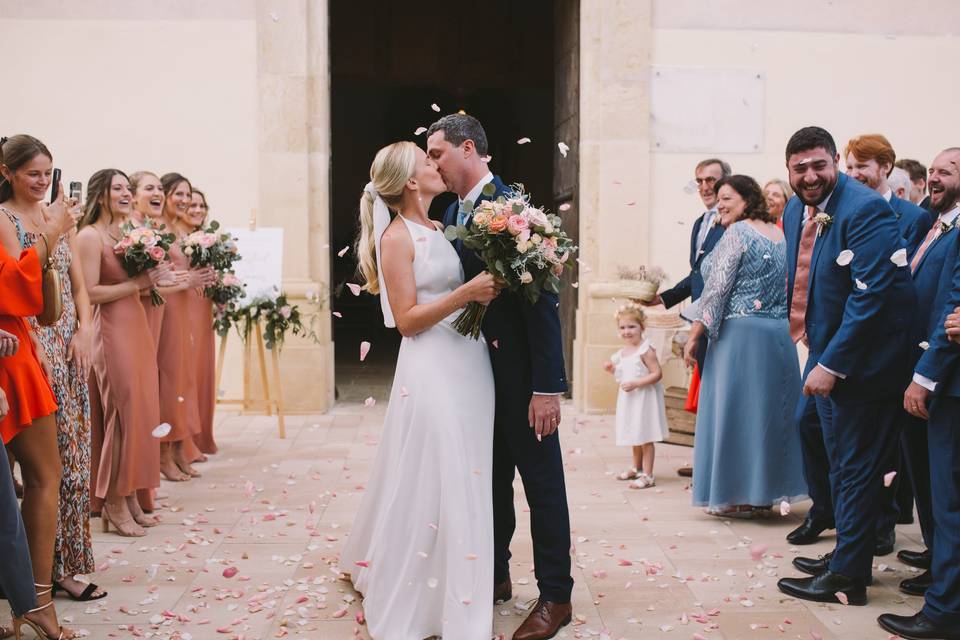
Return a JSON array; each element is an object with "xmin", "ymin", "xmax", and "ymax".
[
  {"xmin": 12, "ymin": 583, "xmax": 75, "ymax": 639},
  {"xmin": 101, "ymin": 502, "xmax": 146, "ymax": 537},
  {"xmin": 125, "ymin": 496, "xmax": 159, "ymax": 528}
]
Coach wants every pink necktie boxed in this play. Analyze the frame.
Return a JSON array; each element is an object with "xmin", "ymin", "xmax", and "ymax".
[
  {"xmin": 910, "ymin": 222, "xmax": 942, "ymax": 273},
  {"xmin": 789, "ymin": 206, "xmax": 817, "ymax": 344}
]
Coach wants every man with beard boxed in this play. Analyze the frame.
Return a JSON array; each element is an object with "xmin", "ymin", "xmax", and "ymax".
[
  {"xmin": 777, "ymin": 126, "xmax": 916, "ymax": 606},
  {"xmin": 879, "ymin": 148, "xmax": 960, "ymax": 640}
]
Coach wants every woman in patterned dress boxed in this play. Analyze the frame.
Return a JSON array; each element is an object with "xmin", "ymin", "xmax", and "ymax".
[{"xmin": 0, "ymin": 134, "xmax": 105, "ymax": 601}]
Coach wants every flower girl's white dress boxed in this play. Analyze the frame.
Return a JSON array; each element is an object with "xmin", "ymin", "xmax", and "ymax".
[{"xmin": 340, "ymin": 215, "xmax": 495, "ymax": 639}]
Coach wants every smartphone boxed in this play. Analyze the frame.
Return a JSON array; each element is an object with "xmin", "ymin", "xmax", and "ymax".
[
  {"xmin": 50, "ymin": 168, "xmax": 62, "ymax": 202},
  {"xmin": 69, "ymin": 181, "xmax": 82, "ymax": 202}
]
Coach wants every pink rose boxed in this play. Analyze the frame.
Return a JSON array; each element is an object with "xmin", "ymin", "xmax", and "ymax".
[
  {"xmin": 148, "ymin": 246, "xmax": 166, "ymax": 261},
  {"xmin": 525, "ymin": 207, "xmax": 549, "ymax": 229},
  {"xmin": 506, "ymin": 214, "xmax": 529, "ymax": 236},
  {"xmin": 200, "ymin": 234, "xmax": 217, "ymax": 248},
  {"xmin": 279, "ymin": 305, "xmax": 292, "ymax": 319},
  {"xmin": 119, "ymin": 237, "xmax": 134, "ymax": 250},
  {"xmin": 520, "ymin": 271, "xmax": 534, "ymax": 284},
  {"xmin": 222, "ymin": 273, "xmax": 241, "ymax": 286}
]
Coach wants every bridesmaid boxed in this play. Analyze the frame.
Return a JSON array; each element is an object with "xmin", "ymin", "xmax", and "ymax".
[
  {"xmin": 77, "ymin": 169, "xmax": 168, "ymax": 536},
  {"xmin": 182, "ymin": 188, "xmax": 217, "ymax": 459},
  {"xmin": 156, "ymin": 173, "xmax": 215, "ymax": 481},
  {"xmin": 0, "ymin": 134, "xmax": 104, "ymax": 601},
  {"xmin": 0, "ymin": 136, "xmax": 77, "ymax": 640}
]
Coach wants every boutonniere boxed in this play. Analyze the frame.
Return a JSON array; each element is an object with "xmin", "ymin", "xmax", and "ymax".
[
  {"xmin": 813, "ymin": 213, "xmax": 833, "ymax": 237},
  {"xmin": 939, "ymin": 219, "xmax": 955, "ymax": 234}
]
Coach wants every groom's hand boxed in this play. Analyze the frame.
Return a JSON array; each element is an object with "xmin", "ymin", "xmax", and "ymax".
[{"xmin": 529, "ymin": 394, "xmax": 561, "ymax": 439}]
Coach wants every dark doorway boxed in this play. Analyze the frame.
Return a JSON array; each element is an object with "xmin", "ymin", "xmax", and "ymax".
[{"xmin": 329, "ymin": 0, "xmax": 578, "ymax": 402}]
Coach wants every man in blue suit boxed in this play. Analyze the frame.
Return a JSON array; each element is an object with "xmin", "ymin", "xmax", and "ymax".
[
  {"xmin": 879, "ymin": 148, "xmax": 960, "ymax": 639},
  {"xmin": 776, "ymin": 126, "xmax": 916, "ymax": 606},
  {"xmin": 426, "ymin": 114, "xmax": 573, "ymax": 640}
]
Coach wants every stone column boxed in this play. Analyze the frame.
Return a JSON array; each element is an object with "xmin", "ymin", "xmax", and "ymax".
[
  {"xmin": 251, "ymin": 0, "xmax": 334, "ymax": 413},
  {"xmin": 574, "ymin": 0, "xmax": 655, "ymax": 412}
]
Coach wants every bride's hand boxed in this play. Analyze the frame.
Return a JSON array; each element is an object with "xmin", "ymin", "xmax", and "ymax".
[{"xmin": 463, "ymin": 272, "xmax": 500, "ymax": 305}]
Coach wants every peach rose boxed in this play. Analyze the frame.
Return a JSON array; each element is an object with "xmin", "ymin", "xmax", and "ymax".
[
  {"xmin": 472, "ymin": 210, "xmax": 493, "ymax": 228},
  {"xmin": 520, "ymin": 271, "xmax": 533, "ymax": 284},
  {"xmin": 551, "ymin": 263, "xmax": 564, "ymax": 276},
  {"xmin": 487, "ymin": 214, "xmax": 509, "ymax": 233},
  {"xmin": 506, "ymin": 214, "xmax": 529, "ymax": 236}
]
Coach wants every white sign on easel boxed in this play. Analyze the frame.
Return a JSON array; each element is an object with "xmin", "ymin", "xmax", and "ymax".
[{"xmin": 227, "ymin": 227, "xmax": 284, "ymax": 303}]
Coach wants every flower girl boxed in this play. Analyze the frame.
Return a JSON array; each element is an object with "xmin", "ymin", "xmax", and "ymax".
[{"xmin": 603, "ymin": 303, "xmax": 670, "ymax": 488}]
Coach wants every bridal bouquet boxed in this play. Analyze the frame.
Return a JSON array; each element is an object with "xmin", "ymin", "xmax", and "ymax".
[
  {"xmin": 444, "ymin": 184, "xmax": 578, "ymax": 339},
  {"xmin": 113, "ymin": 218, "xmax": 176, "ymax": 306},
  {"xmin": 180, "ymin": 220, "xmax": 241, "ymax": 271}
]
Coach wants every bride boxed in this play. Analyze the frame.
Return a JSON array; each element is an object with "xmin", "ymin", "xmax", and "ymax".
[{"xmin": 339, "ymin": 141, "xmax": 500, "ymax": 639}]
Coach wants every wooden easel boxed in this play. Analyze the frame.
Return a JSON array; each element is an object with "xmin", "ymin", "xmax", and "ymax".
[{"xmin": 213, "ymin": 209, "xmax": 286, "ymax": 438}]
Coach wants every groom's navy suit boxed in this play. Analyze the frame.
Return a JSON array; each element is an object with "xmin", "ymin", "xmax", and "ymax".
[
  {"xmin": 444, "ymin": 175, "xmax": 574, "ymax": 603},
  {"xmin": 784, "ymin": 173, "xmax": 916, "ymax": 579}
]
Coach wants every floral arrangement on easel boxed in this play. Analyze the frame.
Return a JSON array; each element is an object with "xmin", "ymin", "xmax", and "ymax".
[{"xmin": 218, "ymin": 289, "xmax": 327, "ymax": 351}]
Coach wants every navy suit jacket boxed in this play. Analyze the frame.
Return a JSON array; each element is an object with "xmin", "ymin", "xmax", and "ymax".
[
  {"xmin": 915, "ymin": 229, "xmax": 960, "ymax": 398},
  {"xmin": 660, "ymin": 211, "xmax": 724, "ymax": 308},
  {"xmin": 905, "ymin": 222, "xmax": 960, "ymax": 375},
  {"xmin": 784, "ymin": 173, "xmax": 916, "ymax": 401},
  {"xmin": 890, "ymin": 194, "xmax": 934, "ymax": 256},
  {"xmin": 443, "ymin": 176, "xmax": 568, "ymax": 401}
]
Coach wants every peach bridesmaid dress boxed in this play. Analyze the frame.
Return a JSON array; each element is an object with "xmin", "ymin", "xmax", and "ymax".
[{"xmin": 189, "ymin": 291, "xmax": 217, "ymax": 455}]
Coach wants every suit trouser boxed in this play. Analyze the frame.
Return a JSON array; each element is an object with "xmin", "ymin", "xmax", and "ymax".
[
  {"xmin": 816, "ymin": 395, "xmax": 899, "ymax": 579},
  {"xmin": 0, "ymin": 454, "xmax": 36, "ymax": 616},
  {"xmin": 922, "ymin": 396, "xmax": 960, "ymax": 627},
  {"xmin": 900, "ymin": 412, "xmax": 933, "ymax": 548},
  {"xmin": 492, "ymin": 407, "xmax": 574, "ymax": 603}
]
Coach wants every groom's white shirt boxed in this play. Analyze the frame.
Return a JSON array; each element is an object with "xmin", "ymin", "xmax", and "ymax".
[{"xmin": 460, "ymin": 171, "xmax": 494, "ymax": 207}]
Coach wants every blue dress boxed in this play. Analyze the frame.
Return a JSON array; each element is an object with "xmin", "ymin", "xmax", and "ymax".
[{"xmin": 692, "ymin": 221, "xmax": 808, "ymax": 509}]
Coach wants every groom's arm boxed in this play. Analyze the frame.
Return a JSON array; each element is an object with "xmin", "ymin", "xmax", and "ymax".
[{"xmin": 521, "ymin": 290, "xmax": 568, "ymax": 395}]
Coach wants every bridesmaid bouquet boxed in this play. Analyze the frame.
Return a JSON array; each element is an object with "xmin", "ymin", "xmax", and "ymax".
[
  {"xmin": 444, "ymin": 184, "xmax": 578, "ymax": 339},
  {"xmin": 180, "ymin": 220, "xmax": 241, "ymax": 271},
  {"xmin": 113, "ymin": 219, "xmax": 176, "ymax": 306}
]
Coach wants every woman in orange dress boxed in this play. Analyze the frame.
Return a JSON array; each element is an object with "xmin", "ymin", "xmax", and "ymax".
[
  {"xmin": 77, "ymin": 169, "xmax": 170, "ymax": 537},
  {"xmin": 155, "ymin": 173, "xmax": 215, "ymax": 481},
  {"xmin": 0, "ymin": 138, "xmax": 77, "ymax": 639},
  {"xmin": 182, "ymin": 188, "xmax": 217, "ymax": 458}
]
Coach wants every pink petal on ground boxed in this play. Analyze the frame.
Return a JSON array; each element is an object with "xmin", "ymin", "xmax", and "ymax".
[
  {"xmin": 618, "ymin": 559, "xmax": 633, "ymax": 566},
  {"xmin": 355, "ymin": 611, "xmax": 365, "ymax": 624},
  {"xmin": 749, "ymin": 544, "xmax": 767, "ymax": 561},
  {"xmin": 337, "ymin": 246, "xmax": 350, "ymax": 257},
  {"xmin": 331, "ymin": 608, "xmax": 348, "ymax": 618},
  {"xmin": 222, "ymin": 567, "xmax": 238, "ymax": 578},
  {"xmin": 835, "ymin": 591, "xmax": 849, "ymax": 605},
  {"xmin": 359, "ymin": 341, "xmax": 371, "ymax": 362},
  {"xmin": 883, "ymin": 471, "xmax": 897, "ymax": 487},
  {"xmin": 780, "ymin": 500, "xmax": 791, "ymax": 516},
  {"xmin": 364, "ymin": 397, "xmax": 376, "ymax": 407},
  {"xmin": 354, "ymin": 560, "xmax": 370, "ymax": 568},
  {"xmin": 347, "ymin": 283, "xmax": 362, "ymax": 296}
]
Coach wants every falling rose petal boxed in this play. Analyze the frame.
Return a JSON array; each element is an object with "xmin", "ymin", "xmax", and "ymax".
[
  {"xmin": 836, "ymin": 249, "xmax": 854, "ymax": 266},
  {"xmin": 491, "ymin": 340, "xmax": 499, "ymax": 349},
  {"xmin": 427, "ymin": 578, "xmax": 438, "ymax": 589},
  {"xmin": 151, "ymin": 423, "xmax": 172, "ymax": 438},
  {"xmin": 430, "ymin": 103, "xmax": 441, "ymax": 112},
  {"xmin": 810, "ymin": 633, "xmax": 823, "ymax": 640},
  {"xmin": 337, "ymin": 245, "xmax": 350, "ymax": 257},
  {"xmin": 414, "ymin": 127, "xmax": 428, "ymax": 136},
  {"xmin": 919, "ymin": 341, "xmax": 929, "ymax": 350},
  {"xmin": 855, "ymin": 279, "xmax": 868, "ymax": 290},
  {"xmin": 222, "ymin": 567, "xmax": 238, "ymax": 578},
  {"xmin": 834, "ymin": 591, "xmax": 849, "ymax": 605},
  {"xmin": 461, "ymin": 598, "xmax": 471, "ymax": 605},
  {"xmin": 559, "ymin": 203, "xmax": 572, "ymax": 212},
  {"xmin": 354, "ymin": 560, "xmax": 370, "ymax": 568},
  {"xmin": 780, "ymin": 500, "xmax": 791, "ymax": 516},
  {"xmin": 359, "ymin": 341, "xmax": 371, "ymax": 362},
  {"xmin": 347, "ymin": 283, "xmax": 362, "ymax": 296},
  {"xmin": 749, "ymin": 544, "xmax": 768, "ymax": 561},
  {"xmin": 558, "ymin": 142, "xmax": 570, "ymax": 157},
  {"xmin": 753, "ymin": 300, "xmax": 762, "ymax": 310},
  {"xmin": 364, "ymin": 397, "xmax": 376, "ymax": 407},
  {"xmin": 890, "ymin": 248, "xmax": 908, "ymax": 267},
  {"xmin": 399, "ymin": 386, "xmax": 410, "ymax": 398},
  {"xmin": 517, "ymin": 137, "xmax": 532, "ymax": 145},
  {"xmin": 465, "ymin": 553, "xmax": 477, "ymax": 560},
  {"xmin": 883, "ymin": 471, "xmax": 897, "ymax": 487},
  {"xmin": 332, "ymin": 311, "xmax": 343, "ymax": 318}
]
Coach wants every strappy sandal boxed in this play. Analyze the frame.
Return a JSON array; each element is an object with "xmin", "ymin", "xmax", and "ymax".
[
  {"xmin": 616, "ymin": 468, "xmax": 639, "ymax": 481},
  {"xmin": 52, "ymin": 581, "xmax": 107, "ymax": 602},
  {"xmin": 12, "ymin": 583, "xmax": 75, "ymax": 639},
  {"xmin": 1, "ymin": 624, "xmax": 12, "ymax": 639},
  {"xmin": 629, "ymin": 474, "xmax": 656, "ymax": 489}
]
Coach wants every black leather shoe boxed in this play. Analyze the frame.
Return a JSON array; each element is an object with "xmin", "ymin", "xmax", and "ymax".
[
  {"xmin": 900, "ymin": 570, "xmax": 932, "ymax": 597},
  {"xmin": 494, "ymin": 578, "xmax": 512, "ymax": 604},
  {"xmin": 875, "ymin": 529, "xmax": 896, "ymax": 556},
  {"xmin": 898, "ymin": 548, "xmax": 932, "ymax": 570},
  {"xmin": 792, "ymin": 552, "xmax": 873, "ymax": 585},
  {"xmin": 878, "ymin": 611, "xmax": 960, "ymax": 640},
  {"xmin": 786, "ymin": 517, "xmax": 835, "ymax": 545},
  {"xmin": 777, "ymin": 571, "xmax": 867, "ymax": 606}
]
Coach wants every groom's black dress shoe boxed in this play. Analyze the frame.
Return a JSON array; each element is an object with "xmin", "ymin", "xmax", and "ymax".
[
  {"xmin": 777, "ymin": 571, "xmax": 867, "ymax": 606},
  {"xmin": 877, "ymin": 611, "xmax": 960, "ymax": 640},
  {"xmin": 900, "ymin": 570, "xmax": 933, "ymax": 596},
  {"xmin": 875, "ymin": 529, "xmax": 896, "ymax": 556},
  {"xmin": 899, "ymin": 548, "xmax": 932, "ymax": 569},
  {"xmin": 792, "ymin": 552, "xmax": 873, "ymax": 584},
  {"xmin": 786, "ymin": 517, "xmax": 835, "ymax": 545},
  {"xmin": 494, "ymin": 578, "xmax": 512, "ymax": 604}
]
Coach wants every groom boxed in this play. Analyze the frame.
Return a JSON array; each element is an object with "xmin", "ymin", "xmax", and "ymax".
[{"xmin": 427, "ymin": 114, "xmax": 574, "ymax": 640}]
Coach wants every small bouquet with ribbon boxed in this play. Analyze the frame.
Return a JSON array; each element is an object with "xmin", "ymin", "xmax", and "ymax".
[
  {"xmin": 113, "ymin": 218, "xmax": 175, "ymax": 305},
  {"xmin": 444, "ymin": 184, "xmax": 578, "ymax": 339}
]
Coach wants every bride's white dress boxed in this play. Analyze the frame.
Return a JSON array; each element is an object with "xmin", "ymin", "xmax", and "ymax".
[{"xmin": 340, "ymin": 215, "xmax": 495, "ymax": 639}]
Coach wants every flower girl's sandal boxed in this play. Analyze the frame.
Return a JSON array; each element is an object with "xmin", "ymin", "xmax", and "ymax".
[
  {"xmin": 616, "ymin": 468, "xmax": 639, "ymax": 481},
  {"xmin": 629, "ymin": 475, "xmax": 656, "ymax": 489}
]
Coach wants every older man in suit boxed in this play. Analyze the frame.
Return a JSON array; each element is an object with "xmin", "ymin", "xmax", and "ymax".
[{"xmin": 776, "ymin": 126, "xmax": 916, "ymax": 606}]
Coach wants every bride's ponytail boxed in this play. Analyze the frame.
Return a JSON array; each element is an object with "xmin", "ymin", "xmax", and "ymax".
[{"xmin": 355, "ymin": 141, "xmax": 417, "ymax": 295}]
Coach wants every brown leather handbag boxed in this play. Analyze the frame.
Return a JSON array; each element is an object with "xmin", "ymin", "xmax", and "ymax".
[{"xmin": 36, "ymin": 237, "xmax": 63, "ymax": 327}]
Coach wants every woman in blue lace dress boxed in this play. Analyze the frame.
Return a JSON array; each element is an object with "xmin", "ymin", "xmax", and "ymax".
[{"xmin": 683, "ymin": 175, "xmax": 807, "ymax": 517}]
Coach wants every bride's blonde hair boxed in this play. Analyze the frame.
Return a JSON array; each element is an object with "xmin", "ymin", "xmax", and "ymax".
[{"xmin": 356, "ymin": 141, "xmax": 418, "ymax": 295}]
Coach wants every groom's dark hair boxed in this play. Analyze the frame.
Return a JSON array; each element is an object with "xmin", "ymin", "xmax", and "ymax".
[{"xmin": 426, "ymin": 114, "xmax": 489, "ymax": 156}]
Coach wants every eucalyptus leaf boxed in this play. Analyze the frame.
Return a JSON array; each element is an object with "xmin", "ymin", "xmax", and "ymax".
[
  {"xmin": 461, "ymin": 199, "xmax": 475, "ymax": 214},
  {"xmin": 481, "ymin": 182, "xmax": 497, "ymax": 197},
  {"xmin": 512, "ymin": 203, "xmax": 524, "ymax": 215},
  {"xmin": 444, "ymin": 226, "xmax": 459, "ymax": 241}
]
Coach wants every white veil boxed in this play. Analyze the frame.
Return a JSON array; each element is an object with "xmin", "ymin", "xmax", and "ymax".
[{"xmin": 364, "ymin": 182, "xmax": 396, "ymax": 328}]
